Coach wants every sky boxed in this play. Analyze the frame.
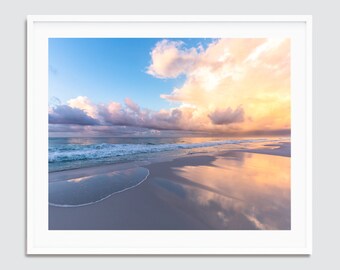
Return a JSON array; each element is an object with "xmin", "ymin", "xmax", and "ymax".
[{"xmin": 49, "ymin": 38, "xmax": 290, "ymax": 137}]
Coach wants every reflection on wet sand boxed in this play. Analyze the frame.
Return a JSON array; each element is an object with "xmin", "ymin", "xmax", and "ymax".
[
  {"xmin": 149, "ymin": 152, "xmax": 290, "ymax": 230},
  {"xmin": 49, "ymin": 146, "xmax": 291, "ymax": 230}
]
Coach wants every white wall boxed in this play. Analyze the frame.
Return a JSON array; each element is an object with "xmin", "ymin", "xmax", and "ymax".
[{"xmin": 0, "ymin": 0, "xmax": 338, "ymax": 269}]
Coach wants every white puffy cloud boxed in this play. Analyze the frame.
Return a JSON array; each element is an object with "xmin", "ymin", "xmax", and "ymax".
[
  {"xmin": 146, "ymin": 40, "xmax": 198, "ymax": 78},
  {"xmin": 49, "ymin": 38, "xmax": 291, "ymax": 136},
  {"xmin": 67, "ymin": 96, "xmax": 98, "ymax": 119}
]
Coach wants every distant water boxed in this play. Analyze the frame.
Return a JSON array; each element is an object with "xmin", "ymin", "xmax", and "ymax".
[{"xmin": 49, "ymin": 136, "xmax": 276, "ymax": 172}]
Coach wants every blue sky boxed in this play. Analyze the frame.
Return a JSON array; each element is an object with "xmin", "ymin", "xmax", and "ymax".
[
  {"xmin": 49, "ymin": 38, "xmax": 210, "ymax": 110},
  {"xmin": 48, "ymin": 37, "xmax": 291, "ymax": 137}
]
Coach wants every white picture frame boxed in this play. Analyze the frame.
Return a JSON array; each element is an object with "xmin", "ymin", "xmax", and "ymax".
[{"xmin": 27, "ymin": 15, "xmax": 312, "ymax": 255}]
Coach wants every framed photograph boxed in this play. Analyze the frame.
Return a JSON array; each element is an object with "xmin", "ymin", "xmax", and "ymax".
[{"xmin": 27, "ymin": 15, "xmax": 312, "ymax": 254}]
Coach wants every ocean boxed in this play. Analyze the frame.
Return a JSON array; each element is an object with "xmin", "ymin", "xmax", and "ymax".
[{"xmin": 48, "ymin": 136, "xmax": 278, "ymax": 172}]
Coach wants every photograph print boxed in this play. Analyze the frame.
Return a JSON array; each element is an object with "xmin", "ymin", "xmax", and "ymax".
[{"xmin": 48, "ymin": 37, "xmax": 291, "ymax": 230}]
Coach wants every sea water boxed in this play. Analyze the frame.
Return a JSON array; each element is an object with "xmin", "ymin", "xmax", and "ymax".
[{"xmin": 48, "ymin": 136, "xmax": 279, "ymax": 172}]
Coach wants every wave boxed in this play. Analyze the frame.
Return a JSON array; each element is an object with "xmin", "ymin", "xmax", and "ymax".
[
  {"xmin": 49, "ymin": 167, "xmax": 150, "ymax": 207},
  {"xmin": 49, "ymin": 138, "xmax": 268, "ymax": 163}
]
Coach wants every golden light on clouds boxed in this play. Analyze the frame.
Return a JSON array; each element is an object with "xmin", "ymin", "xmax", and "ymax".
[
  {"xmin": 150, "ymin": 38, "xmax": 290, "ymax": 134},
  {"xmin": 49, "ymin": 38, "xmax": 291, "ymax": 135}
]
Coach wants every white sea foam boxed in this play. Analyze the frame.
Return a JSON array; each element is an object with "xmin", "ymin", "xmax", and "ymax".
[{"xmin": 49, "ymin": 138, "xmax": 268, "ymax": 163}]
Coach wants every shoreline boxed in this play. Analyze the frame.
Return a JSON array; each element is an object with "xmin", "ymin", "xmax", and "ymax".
[
  {"xmin": 49, "ymin": 141, "xmax": 291, "ymax": 230},
  {"xmin": 235, "ymin": 142, "xmax": 291, "ymax": 157},
  {"xmin": 49, "ymin": 141, "xmax": 290, "ymax": 181}
]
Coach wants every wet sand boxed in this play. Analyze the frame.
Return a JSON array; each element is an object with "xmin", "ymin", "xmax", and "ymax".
[
  {"xmin": 237, "ymin": 141, "xmax": 291, "ymax": 157},
  {"xmin": 49, "ymin": 142, "xmax": 291, "ymax": 230}
]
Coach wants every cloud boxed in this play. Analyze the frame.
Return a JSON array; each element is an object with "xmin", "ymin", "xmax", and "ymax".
[
  {"xmin": 98, "ymin": 101, "xmax": 187, "ymax": 130},
  {"xmin": 146, "ymin": 40, "xmax": 198, "ymax": 78},
  {"xmin": 49, "ymin": 105, "xmax": 99, "ymax": 125},
  {"xmin": 49, "ymin": 96, "xmax": 61, "ymax": 107},
  {"xmin": 149, "ymin": 38, "xmax": 291, "ymax": 134},
  {"xmin": 50, "ymin": 97, "xmax": 200, "ymax": 131},
  {"xmin": 124, "ymin": 97, "xmax": 140, "ymax": 113},
  {"xmin": 99, "ymin": 101, "xmax": 139, "ymax": 126},
  {"xmin": 67, "ymin": 96, "xmax": 98, "ymax": 119},
  {"xmin": 208, "ymin": 106, "xmax": 244, "ymax": 125},
  {"xmin": 49, "ymin": 38, "xmax": 290, "ymax": 136}
]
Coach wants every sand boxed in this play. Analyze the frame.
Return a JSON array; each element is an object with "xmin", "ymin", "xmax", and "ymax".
[
  {"xmin": 49, "ymin": 142, "xmax": 291, "ymax": 230},
  {"xmin": 237, "ymin": 142, "xmax": 291, "ymax": 157}
]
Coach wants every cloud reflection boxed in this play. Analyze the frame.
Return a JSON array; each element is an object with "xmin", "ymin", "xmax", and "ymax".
[{"xmin": 150, "ymin": 152, "xmax": 290, "ymax": 230}]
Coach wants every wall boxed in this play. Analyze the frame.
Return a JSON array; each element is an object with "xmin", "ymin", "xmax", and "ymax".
[{"xmin": 0, "ymin": 0, "xmax": 338, "ymax": 269}]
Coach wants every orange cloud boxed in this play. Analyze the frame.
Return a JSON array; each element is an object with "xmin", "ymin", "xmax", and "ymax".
[
  {"xmin": 50, "ymin": 38, "xmax": 290, "ymax": 135},
  {"xmin": 150, "ymin": 38, "xmax": 290, "ymax": 134}
]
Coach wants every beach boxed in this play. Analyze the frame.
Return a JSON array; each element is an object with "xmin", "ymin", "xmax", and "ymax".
[
  {"xmin": 47, "ymin": 37, "xmax": 292, "ymax": 231},
  {"xmin": 49, "ymin": 139, "xmax": 290, "ymax": 230}
]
